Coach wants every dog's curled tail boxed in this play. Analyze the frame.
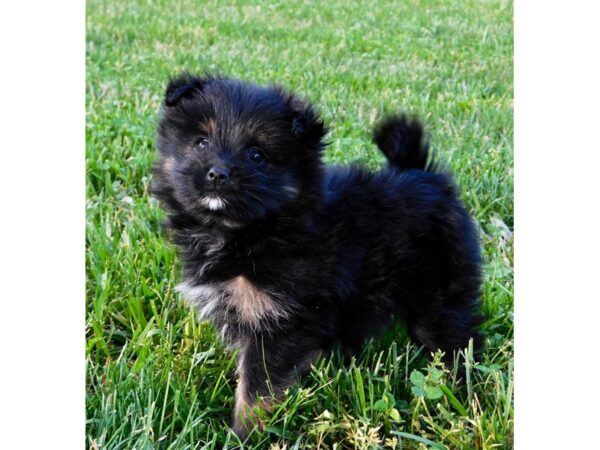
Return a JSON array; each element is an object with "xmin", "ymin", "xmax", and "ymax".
[{"xmin": 373, "ymin": 114, "xmax": 436, "ymax": 172}]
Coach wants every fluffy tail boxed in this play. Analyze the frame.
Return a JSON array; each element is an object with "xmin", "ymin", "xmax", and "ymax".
[{"xmin": 373, "ymin": 114, "xmax": 435, "ymax": 171}]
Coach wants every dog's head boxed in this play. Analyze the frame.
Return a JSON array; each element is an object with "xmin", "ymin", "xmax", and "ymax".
[{"xmin": 153, "ymin": 74, "xmax": 326, "ymax": 227}]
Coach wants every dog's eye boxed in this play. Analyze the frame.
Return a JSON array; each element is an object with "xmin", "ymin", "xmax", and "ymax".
[
  {"xmin": 248, "ymin": 148, "xmax": 265, "ymax": 164},
  {"xmin": 195, "ymin": 137, "xmax": 209, "ymax": 151}
]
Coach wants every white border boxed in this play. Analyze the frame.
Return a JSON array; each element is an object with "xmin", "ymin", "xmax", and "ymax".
[
  {"xmin": 1, "ymin": 0, "xmax": 599, "ymax": 448},
  {"xmin": 0, "ymin": 1, "xmax": 85, "ymax": 449},
  {"xmin": 516, "ymin": 0, "xmax": 600, "ymax": 448}
]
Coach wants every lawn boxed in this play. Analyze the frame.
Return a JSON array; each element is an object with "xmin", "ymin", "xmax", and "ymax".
[{"xmin": 86, "ymin": 0, "xmax": 513, "ymax": 448}]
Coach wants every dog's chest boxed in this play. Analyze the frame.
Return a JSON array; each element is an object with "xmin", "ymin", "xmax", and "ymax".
[{"xmin": 176, "ymin": 276, "xmax": 288, "ymax": 334}]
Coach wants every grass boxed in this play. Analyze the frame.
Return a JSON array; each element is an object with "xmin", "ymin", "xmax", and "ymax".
[{"xmin": 86, "ymin": 0, "xmax": 513, "ymax": 448}]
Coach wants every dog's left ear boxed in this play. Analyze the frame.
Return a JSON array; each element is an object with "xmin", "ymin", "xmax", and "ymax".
[
  {"xmin": 286, "ymin": 93, "xmax": 327, "ymax": 146},
  {"xmin": 165, "ymin": 73, "xmax": 210, "ymax": 107}
]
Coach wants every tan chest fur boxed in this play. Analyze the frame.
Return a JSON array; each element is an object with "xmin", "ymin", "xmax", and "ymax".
[
  {"xmin": 224, "ymin": 276, "xmax": 287, "ymax": 327},
  {"xmin": 177, "ymin": 276, "xmax": 288, "ymax": 329}
]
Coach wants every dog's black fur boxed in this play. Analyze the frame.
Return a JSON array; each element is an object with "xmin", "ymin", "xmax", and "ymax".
[{"xmin": 152, "ymin": 73, "xmax": 483, "ymax": 439}]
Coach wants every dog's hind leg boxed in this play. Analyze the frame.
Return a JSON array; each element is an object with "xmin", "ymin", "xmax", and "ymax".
[{"xmin": 407, "ymin": 298, "xmax": 483, "ymax": 368}]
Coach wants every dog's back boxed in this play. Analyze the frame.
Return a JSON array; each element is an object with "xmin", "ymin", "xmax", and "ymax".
[{"xmin": 321, "ymin": 117, "xmax": 483, "ymax": 358}]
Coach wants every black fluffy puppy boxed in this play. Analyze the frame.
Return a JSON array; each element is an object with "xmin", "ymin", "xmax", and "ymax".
[{"xmin": 152, "ymin": 74, "xmax": 483, "ymax": 439}]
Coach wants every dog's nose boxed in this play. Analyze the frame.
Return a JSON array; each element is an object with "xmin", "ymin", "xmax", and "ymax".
[{"xmin": 207, "ymin": 166, "xmax": 230, "ymax": 185}]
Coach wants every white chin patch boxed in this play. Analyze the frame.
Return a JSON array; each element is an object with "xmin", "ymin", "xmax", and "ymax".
[{"xmin": 201, "ymin": 196, "xmax": 225, "ymax": 211}]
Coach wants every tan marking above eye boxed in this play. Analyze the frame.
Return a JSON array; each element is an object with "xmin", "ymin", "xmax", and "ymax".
[{"xmin": 198, "ymin": 117, "xmax": 217, "ymax": 135}]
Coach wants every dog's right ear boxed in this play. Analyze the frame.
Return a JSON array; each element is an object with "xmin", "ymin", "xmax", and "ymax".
[{"xmin": 165, "ymin": 74, "xmax": 208, "ymax": 107}]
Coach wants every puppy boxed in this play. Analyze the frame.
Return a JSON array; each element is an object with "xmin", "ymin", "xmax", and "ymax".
[{"xmin": 152, "ymin": 74, "xmax": 483, "ymax": 439}]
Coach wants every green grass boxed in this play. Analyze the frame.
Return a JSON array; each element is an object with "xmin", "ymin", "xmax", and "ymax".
[{"xmin": 86, "ymin": 0, "xmax": 513, "ymax": 448}]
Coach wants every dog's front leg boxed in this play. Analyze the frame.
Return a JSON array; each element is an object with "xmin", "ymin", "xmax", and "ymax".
[{"xmin": 232, "ymin": 333, "xmax": 322, "ymax": 440}]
